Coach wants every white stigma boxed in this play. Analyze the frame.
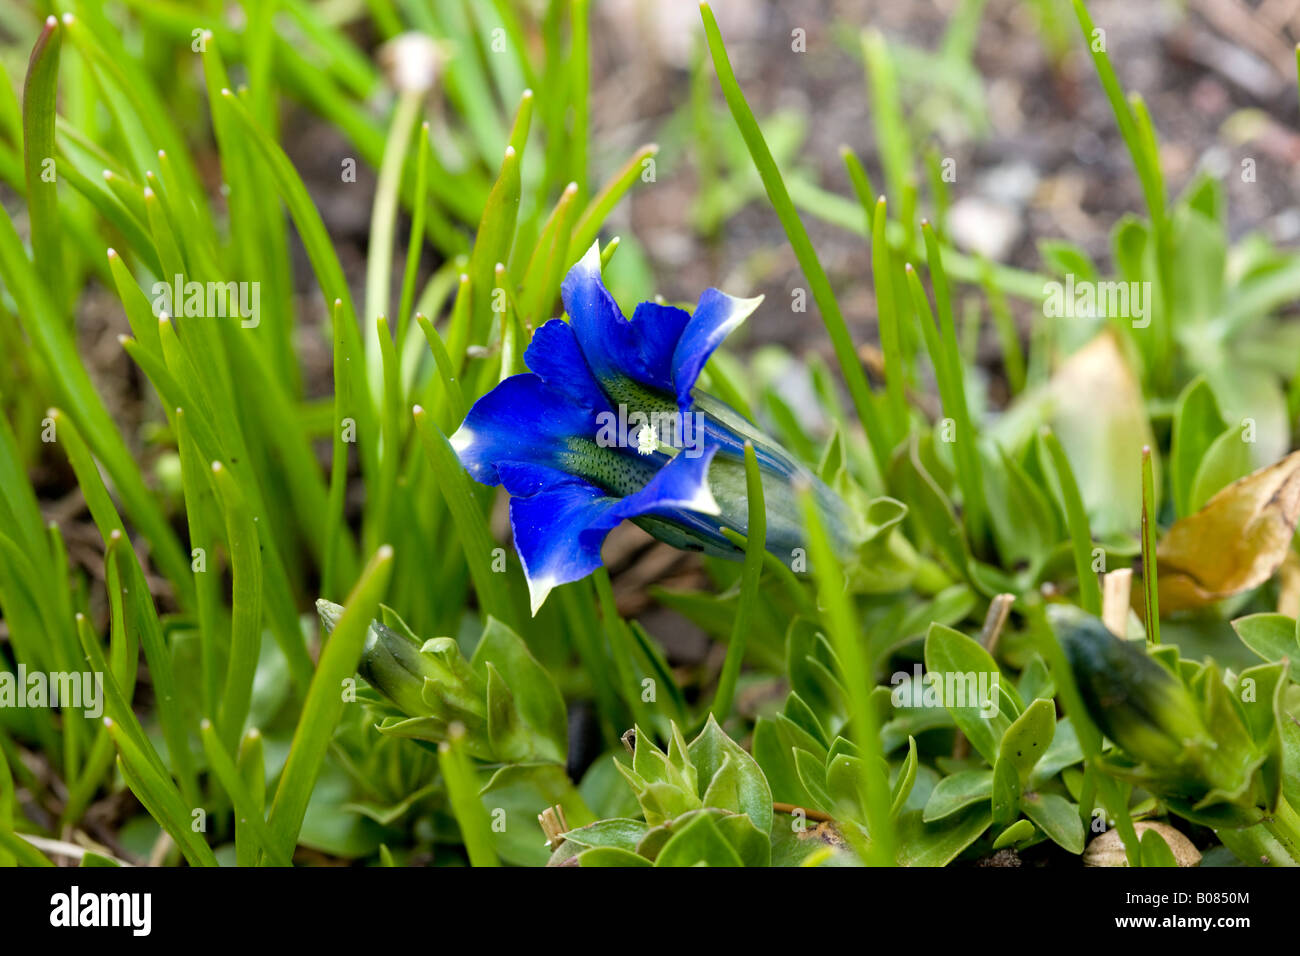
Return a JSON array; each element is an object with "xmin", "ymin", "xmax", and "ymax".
[{"xmin": 635, "ymin": 423, "xmax": 658, "ymax": 456}]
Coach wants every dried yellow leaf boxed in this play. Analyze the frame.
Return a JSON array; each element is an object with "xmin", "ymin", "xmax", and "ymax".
[{"xmin": 1154, "ymin": 450, "xmax": 1300, "ymax": 612}]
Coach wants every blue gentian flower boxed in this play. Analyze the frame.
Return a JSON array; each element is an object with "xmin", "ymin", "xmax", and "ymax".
[{"xmin": 453, "ymin": 243, "xmax": 852, "ymax": 614}]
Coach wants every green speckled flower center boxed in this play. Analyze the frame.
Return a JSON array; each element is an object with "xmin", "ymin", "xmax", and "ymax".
[
  {"xmin": 599, "ymin": 375, "xmax": 678, "ymax": 415},
  {"xmin": 558, "ymin": 437, "xmax": 667, "ymax": 498}
]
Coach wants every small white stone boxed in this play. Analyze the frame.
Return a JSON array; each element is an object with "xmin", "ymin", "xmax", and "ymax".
[
  {"xmin": 1083, "ymin": 822, "xmax": 1201, "ymax": 867},
  {"xmin": 946, "ymin": 196, "xmax": 1022, "ymax": 261}
]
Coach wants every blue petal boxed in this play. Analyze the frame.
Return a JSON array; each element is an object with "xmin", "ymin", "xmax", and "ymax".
[
  {"xmin": 561, "ymin": 242, "xmax": 655, "ymax": 386},
  {"xmin": 629, "ymin": 300, "xmax": 691, "ymax": 391},
  {"xmin": 508, "ymin": 477, "xmax": 618, "ymax": 615},
  {"xmin": 615, "ymin": 445, "xmax": 720, "ymax": 523},
  {"xmin": 508, "ymin": 448, "xmax": 720, "ymax": 614},
  {"xmin": 523, "ymin": 318, "xmax": 612, "ymax": 414},
  {"xmin": 451, "ymin": 374, "xmax": 595, "ymax": 487},
  {"xmin": 494, "ymin": 459, "xmax": 573, "ymax": 499},
  {"xmin": 670, "ymin": 288, "xmax": 763, "ymax": 410}
]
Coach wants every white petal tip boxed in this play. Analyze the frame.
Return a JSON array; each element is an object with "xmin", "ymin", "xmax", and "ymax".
[
  {"xmin": 578, "ymin": 240, "xmax": 602, "ymax": 273},
  {"xmin": 692, "ymin": 484, "xmax": 722, "ymax": 517},
  {"xmin": 449, "ymin": 427, "xmax": 473, "ymax": 454},
  {"xmin": 528, "ymin": 575, "xmax": 558, "ymax": 616}
]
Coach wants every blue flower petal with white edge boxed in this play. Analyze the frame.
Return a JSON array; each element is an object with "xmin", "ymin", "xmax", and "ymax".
[
  {"xmin": 452, "ymin": 245, "xmax": 854, "ymax": 614},
  {"xmin": 560, "ymin": 243, "xmax": 655, "ymax": 386},
  {"xmin": 507, "ymin": 477, "xmax": 616, "ymax": 615},
  {"xmin": 505, "ymin": 449, "xmax": 720, "ymax": 614},
  {"xmin": 450, "ymin": 373, "xmax": 595, "ymax": 487},
  {"xmin": 670, "ymin": 287, "xmax": 764, "ymax": 411}
]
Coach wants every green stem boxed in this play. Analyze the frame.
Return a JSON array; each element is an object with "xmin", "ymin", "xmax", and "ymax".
[
  {"xmin": 1263, "ymin": 794, "xmax": 1300, "ymax": 865},
  {"xmin": 1140, "ymin": 446, "xmax": 1160, "ymax": 644},
  {"xmin": 593, "ymin": 568, "xmax": 654, "ymax": 733},
  {"xmin": 364, "ymin": 90, "xmax": 423, "ymax": 399},
  {"xmin": 708, "ymin": 443, "xmax": 764, "ymax": 723}
]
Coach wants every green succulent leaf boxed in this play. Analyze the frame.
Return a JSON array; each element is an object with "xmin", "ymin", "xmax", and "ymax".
[
  {"xmin": 484, "ymin": 663, "xmax": 531, "ymax": 763},
  {"xmin": 895, "ymin": 805, "xmax": 992, "ymax": 866},
  {"xmin": 559, "ymin": 818, "xmax": 651, "ymax": 852},
  {"xmin": 1232, "ymin": 613, "xmax": 1300, "ymax": 682},
  {"xmin": 578, "ymin": 846, "xmax": 652, "ymax": 867},
  {"xmin": 999, "ymin": 698, "xmax": 1057, "ymax": 783},
  {"xmin": 1020, "ymin": 791, "xmax": 1084, "ymax": 855},
  {"xmin": 688, "ymin": 715, "xmax": 774, "ymax": 833},
  {"xmin": 992, "ymin": 819, "xmax": 1037, "ymax": 850},
  {"xmin": 653, "ymin": 812, "xmax": 745, "ymax": 867},
  {"xmin": 923, "ymin": 769, "xmax": 994, "ymax": 823},
  {"xmin": 991, "ymin": 757, "xmax": 1021, "ymax": 827},
  {"xmin": 924, "ymin": 623, "xmax": 1013, "ymax": 763},
  {"xmin": 471, "ymin": 617, "xmax": 567, "ymax": 763}
]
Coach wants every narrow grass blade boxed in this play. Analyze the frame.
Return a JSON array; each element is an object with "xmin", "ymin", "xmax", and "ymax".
[
  {"xmin": 1140, "ymin": 445, "xmax": 1160, "ymax": 644},
  {"xmin": 217, "ymin": 89, "xmax": 376, "ymax": 479},
  {"xmin": 106, "ymin": 732, "xmax": 215, "ymax": 867},
  {"xmin": 199, "ymin": 720, "xmax": 291, "ymax": 867},
  {"xmin": 1038, "ymin": 428, "xmax": 1102, "ymax": 615},
  {"xmin": 593, "ymin": 568, "xmax": 657, "ymax": 734},
  {"xmin": 53, "ymin": 411, "xmax": 199, "ymax": 802},
  {"xmin": 507, "ymin": 87, "xmax": 535, "ymax": 158},
  {"xmin": 0, "ymin": 831, "xmax": 55, "ymax": 867},
  {"xmin": 707, "ymin": 443, "xmax": 764, "ymax": 723},
  {"xmin": 174, "ymin": 409, "xmax": 221, "ymax": 713},
  {"xmin": 797, "ymin": 481, "xmax": 893, "ymax": 865},
  {"xmin": 267, "ymin": 546, "xmax": 394, "ymax": 860},
  {"xmin": 397, "ymin": 122, "xmax": 432, "ymax": 350},
  {"xmin": 211, "ymin": 460, "xmax": 263, "ymax": 752},
  {"xmin": 0, "ymin": 210, "xmax": 190, "ymax": 596},
  {"xmin": 905, "ymin": 256, "xmax": 986, "ymax": 547},
  {"xmin": 365, "ymin": 90, "xmax": 424, "ymax": 396},
  {"xmin": 416, "ymin": 313, "xmax": 467, "ymax": 426},
  {"xmin": 106, "ymin": 248, "xmax": 162, "ymax": 355},
  {"xmin": 466, "ymin": 144, "xmax": 522, "ymax": 350},
  {"xmin": 873, "ymin": 197, "xmax": 908, "ymax": 445},
  {"xmin": 701, "ymin": 4, "xmax": 887, "ymax": 472},
  {"xmin": 978, "ymin": 258, "xmax": 1026, "ymax": 395},
  {"xmin": 556, "ymin": 584, "xmax": 623, "ymax": 745},
  {"xmin": 367, "ymin": 316, "xmax": 404, "ymax": 555},
  {"xmin": 840, "ymin": 145, "xmax": 876, "ymax": 215},
  {"xmin": 566, "ymin": 145, "xmax": 657, "ymax": 263},
  {"xmin": 1070, "ymin": 0, "xmax": 1163, "ymax": 221},
  {"xmin": 519, "ymin": 181, "xmax": 579, "ymax": 327},
  {"xmin": 323, "ymin": 300, "xmax": 359, "ymax": 599},
  {"xmin": 438, "ymin": 724, "xmax": 499, "ymax": 867},
  {"xmin": 923, "ymin": 148, "xmax": 952, "ymax": 238},
  {"xmin": 237, "ymin": 729, "xmax": 266, "ymax": 868},
  {"xmin": 568, "ymin": 0, "xmax": 591, "ymax": 194},
  {"xmin": 861, "ymin": 29, "xmax": 913, "ymax": 210},
  {"xmin": 22, "ymin": 16, "xmax": 63, "ymax": 304},
  {"xmin": 76, "ymin": 613, "xmax": 216, "ymax": 867},
  {"xmin": 412, "ymin": 406, "xmax": 517, "ymax": 626}
]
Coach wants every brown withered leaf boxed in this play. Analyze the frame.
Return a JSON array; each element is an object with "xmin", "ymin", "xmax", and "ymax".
[{"xmin": 1155, "ymin": 450, "xmax": 1300, "ymax": 612}]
